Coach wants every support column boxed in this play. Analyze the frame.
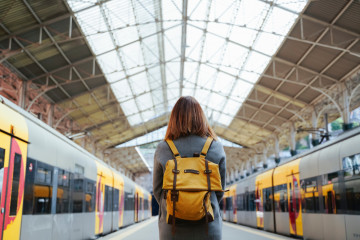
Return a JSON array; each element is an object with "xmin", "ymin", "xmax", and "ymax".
[
  {"xmin": 230, "ymin": 168, "xmax": 235, "ymax": 184},
  {"xmin": 341, "ymin": 82, "xmax": 353, "ymax": 131},
  {"xmin": 246, "ymin": 159, "xmax": 251, "ymax": 176},
  {"xmin": 289, "ymin": 122, "xmax": 297, "ymax": 156},
  {"xmin": 262, "ymin": 148, "xmax": 268, "ymax": 169},
  {"xmin": 18, "ymin": 80, "xmax": 27, "ymax": 109},
  {"xmin": 240, "ymin": 162, "xmax": 245, "ymax": 179},
  {"xmin": 274, "ymin": 135, "xmax": 280, "ymax": 164},
  {"xmin": 311, "ymin": 109, "xmax": 320, "ymax": 147},
  {"xmin": 47, "ymin": 104, "xmax": 54, "ymax": 128}
]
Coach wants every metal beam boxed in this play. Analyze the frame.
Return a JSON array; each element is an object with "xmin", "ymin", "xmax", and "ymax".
[{"xmin": 179, "ymin": 0, "xmax": 188, "ymax": 96}]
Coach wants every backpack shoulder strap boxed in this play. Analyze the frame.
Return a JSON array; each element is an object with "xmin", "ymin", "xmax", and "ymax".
[
  {"xmin": 201, "ymin": 137, "xmax": 213, "ymax": 157},
  {"xmin": 165, "ymin": 139, "xmax": 181, "ymax": 157}
]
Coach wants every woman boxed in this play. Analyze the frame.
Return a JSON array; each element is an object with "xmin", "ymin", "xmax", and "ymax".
[{"xmin": 153, "ymin": 96, "xmax": 226, "ymax": 240}]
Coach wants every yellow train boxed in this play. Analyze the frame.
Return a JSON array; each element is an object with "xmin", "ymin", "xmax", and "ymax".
[
  {"xmin": 222, "ymin": 127, "xmax": 360, "ymax": 240},
  {"xmin": 0, "ymin": 96, "xmax": 151, "ymax": 239}
]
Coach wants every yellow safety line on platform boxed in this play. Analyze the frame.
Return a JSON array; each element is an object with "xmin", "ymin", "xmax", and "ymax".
[
  {"xmin": 108, "ymin": 217, "xmax": 158, "ymax": 240},
  {"xmin": 223, "ymin": 222, "xmax": 292, "ymax": 240}
]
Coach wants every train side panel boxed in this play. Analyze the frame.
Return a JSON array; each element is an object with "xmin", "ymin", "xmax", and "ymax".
[
  {"xmin": 0, "ymin": 102, "xmax": 28, "ymax": 240},
  {"xmin": 340, "ymin": 135, "xmax": 360, "ymax": 240},
  {"xmin": 235, "ymin": 175, "xmax": 257, "ymax": 228}
]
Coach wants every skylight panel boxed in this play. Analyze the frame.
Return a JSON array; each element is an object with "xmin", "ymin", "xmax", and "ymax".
[
  {"xmin": 218, "ymin": 113, "xmax": 233, "ymax": 126},
  {"xmin": 238, "ymin": 0, "xmax": 268, "ymax": 29},
  {"xmin": 202, "ymin": 34, "xmax": 225, "ymax": 63},
  {"xmin": 163, "ymin": 26, "xmax": 182, "ymax": 61},
  {"xmin": 162, "ymin": 0, "xmax": 182, "ymax": 20},
  {"xmin": 152, "ymin": 89, "xmax": 164, "ymax": 105},
  {"xmin": 188, "ymin": 0, "xmax": 208, "ymax": 20},
  {"xmin": 121, "ymin": 43, "xmax": 144, "ymax": 69},
  {"xmin": 113, "ymin": 27, "xmax": 139, "ymax": 46},
  {"xmin": 194, "ymin": 88, "xmax": 211, "ymax": 105},
  {"xmin": 253, "ymin": 32, "xmax": 282, "ymax": 56},
  {"xmin": 214, "ymin": 72, "xmax": 234, "ymax": 94},
  {"xmin": 67, "ymin": 0, "xmax": 96, "ymax": 12},
  {"xmin": 208, "ymin": 93, "xmax": 226, "ymax": 112},
  {"xmin": 263, "ymin": 6, "xmax": 298, "ymax": 35},
  {"xmin": 111, "ymin": 80, "xmax": 132, "ymax": 102},
  {"xmin": 186, "ymin": 26, "xmax": 204, "ymax": 60},
  {"xmin": 239, "ymin": 71, "xmax": 260, "ymax": 84},
  {"xmin": 142, "ymin": 109, "xmax": 156, "ymax": 122},
  {"xmin": 243, "ymin": 51, "xmax": 270, "ymax": 74},
  {"xmin": 76, "ymin": 6, "xmax": 107, "ymax": 35},
  {"xmin": 127, "ymin": 113, "xmax": 142, "ymax": 126},
  {"xmin": 137, "ymin": 93, "xmax": 153, "ymax": 111},
  {"xmin": 223, "ymin": 99, "xmax": 241, "ymax": 115},
  {"xmin": 231, "ymin": 80, "xmax": 254, "ymax": 102},
  {"xmin": 121, "ymin": 99, "xmax": 139, "ymax": 116},
  {"xmin": 129, "ymin": 72, "xmax": 149, "ymax": 95},
  {"xmin": 97, "ymin": 50, "xmax": 121, "ymax": 74},
  {"xmin": 230, "ymin": 27, "xmax": 258, "ymax": 48},
  {"xmin": 107, "ymin": 71, "xmax": 126, "ymax": 83},
  {"xmin": 276, "ymin": 0, "xmax": 308, "ymax": 13}
]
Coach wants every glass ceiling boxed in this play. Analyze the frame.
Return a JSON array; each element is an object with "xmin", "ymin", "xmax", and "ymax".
[{"xmin": 67, "ymin": 0, "xmax": 308, "ymax": 126}]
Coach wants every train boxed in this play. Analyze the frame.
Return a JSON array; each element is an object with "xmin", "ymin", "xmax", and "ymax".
[
  {"xmin": 222, "ymin": 126, "xmax": 360, "ymax": 240},
  {"xmin": 0, "ymin": 96, "xmax": 151, "ymax": 240}
]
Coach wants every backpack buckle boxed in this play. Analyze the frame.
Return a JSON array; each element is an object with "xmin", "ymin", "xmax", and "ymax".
[
  {"xmin": 204, "ymin": 170, "xmax": 212, "ymax": 174},
  {"xmin": 172, "ymin": 169, "xmax": 180, "ymax": 174},
  {"xmin": 171, "ymin": 190, "xmax": 179, "ymax": 202}
]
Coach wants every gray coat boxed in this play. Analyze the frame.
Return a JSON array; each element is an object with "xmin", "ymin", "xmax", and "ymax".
[{"xmin": 153, "ymin": 135, "xmax": 226, "ymax": 240}]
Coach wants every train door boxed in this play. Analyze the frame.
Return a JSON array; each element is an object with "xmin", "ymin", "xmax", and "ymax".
[
  {"xmin": 95, "ymin": 175, "xmax": 105, "ymax": 235},
  {"xmin": 287, "ymin": 173, "xmax": 303, "ymax": 237},
  {"xmin": 255, "ymin": 182, "xmax": 264, "ymax": 228},
  {"xmin": 134, "ymin": 192, "xmax": 138, "ymax": 222},
  {"xmin": 0, "ymin": 132, "xmax": 28, "ymax": 240}
]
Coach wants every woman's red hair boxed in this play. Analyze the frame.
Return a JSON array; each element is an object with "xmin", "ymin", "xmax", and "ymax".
[{"xmin": 165, "ymin": 96, "xmax": 217, "ymax": 140}]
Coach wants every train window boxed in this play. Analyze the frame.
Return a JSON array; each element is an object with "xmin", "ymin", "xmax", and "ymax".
[
  {"xmin": 301, "ymin": 177, "xmax": 320, "ymax": 213},
  {"xmin": 144, "ymin": 199, "xmax": 149, "ymax": 210},
  {"xmin": 343, "ymin": 154, "xmax": 360, "ymax": 178},
  {"xmin": 105, "ymin": 186, "xmax": 113, "ymax": 212},
  {"xmin": 274, "ymin": 184, "xmax": 288, "ymax": 212},
  {"xmin": 322, "ymin": 171, "xmax": 342, "ymax": 214},
  {"xmin": 113, "ymin": 188, "xmax": 119, "ymax": 211},
  {"xmin": 125, "ymin": 191, "xmax": 134, "ymax": 211},
  {"xmin": 72, "ymin": 173, "xmax": 84, "ymax": 213},
  {"xmin": 9, "ymin": 153, "xmax": 21, "ymax": 215},
  {"xmin": 32, "ymin": 161, "xmax": 52, "ymax": 214},
  {"xmin": 343, "ymin": 154, "xmax": 360, "ymax": 214},
  {"xmin": 263, "ymin": 187, "xmax": 273, "ymax": 212},
  {"xmin": 226, "ymin": 197, "xmax": 233, "ymax": 211},
  {"xmin": 85, "ymin": 180, "xmax": 96, "ymax": 212},
  {"xmin": 236, "ymin": 194, "xmax": 244, "ymax": 211},
  {"xmin": 35, "ymin": 167, "xmax": 52, "ymax": 185},
  {"xmin": 0, "ymin": 148, "xmax": 4, "ymax": 168},
  {"xmin": 56, "ymin": 170, "xmax": 70, "ymax": 213}
]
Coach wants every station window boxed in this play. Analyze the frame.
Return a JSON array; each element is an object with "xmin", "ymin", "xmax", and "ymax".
[
  {"xmin": 9, "ymin": 153, "xmax": 21, "ymax": 215},
  {"xmin": 85, "ymin": 180, "xmax": 96, "ymax": 212},
  {"xmin": 56, "ymin": 169, "xmax": 70, "ymax": 213},
  {"xmin": 343, "ymin": 153, "xmax": 360, "ymax": 214},
  {"xmin": 72, "ymin": 173, "xmax": 84, "ymax": 213},
  {"xmin": 301, "ymin": 177, "xmax": 320, "ymax": 213}
]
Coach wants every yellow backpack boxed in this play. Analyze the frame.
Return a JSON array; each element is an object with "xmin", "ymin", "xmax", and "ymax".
[{"xmin": 162, "ymin": 137, "xmax": 223, "ymax": 233}]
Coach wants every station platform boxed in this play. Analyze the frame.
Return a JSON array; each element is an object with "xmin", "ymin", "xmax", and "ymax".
[{"xmin": 99, "ymin": 217, "xmax": 295, "ymax": 240}]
